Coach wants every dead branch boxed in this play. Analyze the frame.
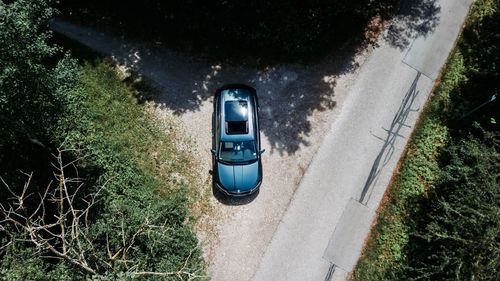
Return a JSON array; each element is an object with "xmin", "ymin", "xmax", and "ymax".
[
  {"xmin": 0, "ymin": 149, "xmax": 98, "ymax": 274},
  {"xmin": 0, "ymin": 148, "xmax": 204, "ymax": 279}
]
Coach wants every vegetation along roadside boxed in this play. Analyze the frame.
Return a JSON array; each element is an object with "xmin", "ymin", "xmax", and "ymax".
[
  {"xmin": 0, "ymin": 0, "xmax": 205, "ymax": 279},
  {"xmin": 353, "ymin": 0, "xmax": 499, "ymax": 280}
]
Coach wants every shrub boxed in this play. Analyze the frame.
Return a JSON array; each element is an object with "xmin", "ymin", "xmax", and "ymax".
[{"xmin": 1, "ymin": 1, "xmax": 204, "ymax": 279}]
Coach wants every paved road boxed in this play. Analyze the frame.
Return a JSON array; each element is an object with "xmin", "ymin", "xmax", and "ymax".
[{"xmin": 252, "ymin": 0, "xmax": 472, "ymax": 280}]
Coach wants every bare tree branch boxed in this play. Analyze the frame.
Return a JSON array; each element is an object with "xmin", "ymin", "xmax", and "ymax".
[{"xmin": 0, "ymin": 148, "xmax": 204, "ymax": 279}]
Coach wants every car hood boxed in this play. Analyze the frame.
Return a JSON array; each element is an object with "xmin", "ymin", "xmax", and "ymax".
[{"xmin": 217, "ymin": 161, "xmax": 260, "ymax": 192}]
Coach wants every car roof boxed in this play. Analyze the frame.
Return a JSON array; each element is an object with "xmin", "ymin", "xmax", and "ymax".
[{"xmin": 217, "ymin": 86, "xmax": 256, "ymax": 142}]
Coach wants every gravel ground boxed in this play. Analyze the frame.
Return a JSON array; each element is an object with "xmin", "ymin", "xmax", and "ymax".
[{"xmin": 51, "ymin": 20, "xmax": 374, "ymax": 281}]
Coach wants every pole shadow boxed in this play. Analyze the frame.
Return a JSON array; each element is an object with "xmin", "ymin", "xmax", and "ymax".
[{"xmin": 359, "ymin": 72, "xmax": 422, "ymax": 204}]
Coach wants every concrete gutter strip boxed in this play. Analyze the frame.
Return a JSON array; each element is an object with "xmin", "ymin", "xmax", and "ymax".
[{"xmin": 322, "ymin": 199, "xmax": 374, "ymax": 271}]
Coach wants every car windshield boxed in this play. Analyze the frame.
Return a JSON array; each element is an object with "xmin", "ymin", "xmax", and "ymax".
[{"xmin": 219, "ymin": 141, "xmax": 257, "ymax": 163}]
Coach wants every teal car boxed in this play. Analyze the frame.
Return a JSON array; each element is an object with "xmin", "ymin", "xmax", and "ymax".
[{"xmin": 211, "ymin": 85, "xmax": 264, "ymax": 196}]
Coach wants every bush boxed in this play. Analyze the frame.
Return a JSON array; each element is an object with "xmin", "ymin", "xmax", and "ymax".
[
  {"xmin": 407, "ymin": 130, "xmax": 500, "ymax": 280},
  {"xmin": 57, "ymin": 62, "xmax": 204, "ymax": 278},
  {"xmin": 1, "ymin": 240, "xmax": 82, "ymax": 281},
  {"xmin": 1, "ymin": 1, "xmax": 204, "ymax": 279}
]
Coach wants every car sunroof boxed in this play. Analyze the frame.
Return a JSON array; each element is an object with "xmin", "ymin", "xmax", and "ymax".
[{"xmin": 225, "ymin": 100, "xmax": 248, "ymax": 122}]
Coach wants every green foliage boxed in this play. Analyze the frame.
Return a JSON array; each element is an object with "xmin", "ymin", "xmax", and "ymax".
[
  {"xmin": 398, "ymin": 118, "xmax": 449, "ymax": 202},
  {"xmin": 56, "ymin": 62, "xmax": 204, "ymax": 278},
  {"xmin": 435, "ymin": 51, "xmax": 468, "ymax": 105},
  {"xmin": 1, "ymin": 1, "xmax": 204, "ymax": 279},
  {"xmin": 0, "ymin": 0, "xmax": 68, "ymax": 144},
  {"xmin": 407, "ymin": 130, "xmax": 499, "ymax": 280},
  {"xmin": 0, "ymin": 0, "xmax": 78, "ymax": 192},
  {"xmin": 353, "ymin": 0, "xmax": 499, "ymax": 280},
  {"xmin": 1, "ymin": 244, "xmax": 49, "ymax": 281},
  {"xmin": 449, "ymin": 0, "xmax": 499, "ymax": 124},
  {"xmin": 0, "ymin": 239, "xmax": 83, "ymax": 281}
]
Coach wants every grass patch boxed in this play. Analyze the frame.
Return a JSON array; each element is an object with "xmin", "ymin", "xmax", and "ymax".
[
  {"xmin": 65, "ymin": 62, "xmax": 198, "ymax": 196},
  {"xmin": 56, "ymin": 61, "xmax": 207, "ymax": 278}
]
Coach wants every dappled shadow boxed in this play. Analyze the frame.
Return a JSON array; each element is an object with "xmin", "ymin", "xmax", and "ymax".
[
  {"xmin": 52, "ymin": 20, "xmax": 360, "ymax": 155},
  {"xmin": 144, "ymin": 57, "xmax": 349, "ymax": 155},
  {"xmin": 250, "ymin": 67, "xmax": 338, "ymax": 154},
  {"xmin": 384, "ymin": 0, "xmax": 441, "ymax": 49},
  {"xmin": 143, "ymin": 59, "xmax": 345, "ymax": 155},
  {"xmin": 359, "ymin": 72, "xmax": 421, "ymax": 204}
]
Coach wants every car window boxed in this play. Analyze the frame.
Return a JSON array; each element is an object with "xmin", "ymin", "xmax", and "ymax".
[
  {"xmin": 219, "ymin": 141, "xmax": 257, "ymax": 163},
  {"xmin": 225, "ymin": 100, "xmax": 248, "ymax": 121}
]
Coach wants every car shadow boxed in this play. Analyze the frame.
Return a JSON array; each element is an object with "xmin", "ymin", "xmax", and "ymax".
[{"xmin": 211, "ymin": 183, "xmax": 260, "ymax": 205}]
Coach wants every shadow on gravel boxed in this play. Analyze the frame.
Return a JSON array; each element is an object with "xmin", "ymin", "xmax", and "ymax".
[
  {"xmin": 52, "ymin": 0, "xmax": 439, "ymax": 156},
  {"xmin": 54, "ymin": 0, "xmax": 377, "ymax": 155},
  {"xmin": 211, "ymin": 184, "xmax": 260, "ymax": 205},
  {"xmin": 57, "ymin": 0, "xmax": 392, "ymax": 65},
  {"xmin": 94, "ymin": 37, "xmax": 353, "ymax": 155},
  {"xmin": 384, "ymin": 0, "xmax": 441, "ymax": 49}
]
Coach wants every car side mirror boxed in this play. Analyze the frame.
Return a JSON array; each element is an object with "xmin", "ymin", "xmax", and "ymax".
[
  {"xmin": 260, "ymin": 149, "xmax": 266, "ymax": 155},
  {"xmin": 211, "ymin": 149, "xmax": 216, "ymax": 155}
]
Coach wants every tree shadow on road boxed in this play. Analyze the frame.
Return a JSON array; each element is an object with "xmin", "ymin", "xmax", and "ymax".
[{"xmin": 384, "ymin": 0, "xmax": 441, "ymax": 49}]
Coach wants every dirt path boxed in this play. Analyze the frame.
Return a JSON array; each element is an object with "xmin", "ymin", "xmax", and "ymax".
[{"xmin": 51, "ymin": 20, "xmax": 372, "ymax": 281}]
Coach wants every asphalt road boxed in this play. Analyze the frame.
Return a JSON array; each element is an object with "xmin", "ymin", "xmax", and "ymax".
[{"xmin": 251, "ymin": 0, "xmax": 473, "ymax": 280}]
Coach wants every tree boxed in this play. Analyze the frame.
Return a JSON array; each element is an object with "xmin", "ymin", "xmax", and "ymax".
[
  {"xmin": 407, "ymin": 130, "xmax": 500, "ymax": 280},
  {"xmin": 0, "ymin": 0, "xmax": 77, "ymax": 189},
  {"xmin": 0, "ymin": 0, "xmax": 72, "ymax": 143},
  {"xmin": 1, "ymin": 1, "xmax": 205, "ymax": 279}
]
